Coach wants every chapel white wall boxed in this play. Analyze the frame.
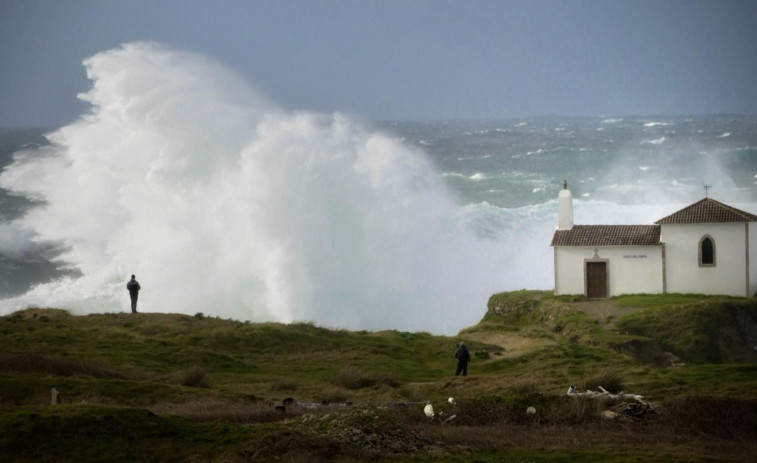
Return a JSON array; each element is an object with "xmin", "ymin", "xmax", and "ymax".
[
  {"xmin": 662, "ymin": 222, "xmax": 749, "ymax": 296},
  {"xmin": 748, "ymin": 222, "xmax": 757, "ymax": 296},
  {"xmin": 554, "ymin": 245, "xmax": 663, "ymax": 296}
]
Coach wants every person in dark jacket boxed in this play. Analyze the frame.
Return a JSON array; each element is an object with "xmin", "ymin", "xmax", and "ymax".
[
  {"xmin": 454, "ymin": 341, "xmax": 471, "ymax": 376},
  {"xmin": 127, "ymin": 275, "xmax": 141, "ymax": 313}
]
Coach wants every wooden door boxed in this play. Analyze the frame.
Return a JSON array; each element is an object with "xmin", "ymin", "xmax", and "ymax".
[{"xmin": 586, "ymin": 262, "xmax": 608, "ymax": 298}]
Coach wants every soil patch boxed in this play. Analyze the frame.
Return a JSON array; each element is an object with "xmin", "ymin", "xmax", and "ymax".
[{"xmin": 568, "ymin": 300, "xmax": 639, "ymax": 328}]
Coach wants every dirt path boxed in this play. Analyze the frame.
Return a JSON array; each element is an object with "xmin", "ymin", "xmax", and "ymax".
[
  {"xmin": 462, "ymin": 299, "xmax": 640, "ymax": 357},
  {"xmin": 567, "ymin": 300, "xmax": 638, "ymax": 329},
  {"xmin": 461, "ymin": 332, "xmax": 555, "ymax": 359}
]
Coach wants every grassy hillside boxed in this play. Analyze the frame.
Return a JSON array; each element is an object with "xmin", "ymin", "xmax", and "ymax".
[{"xmin": 1, "ymin": 292, "xmax": 756, "ymax": 461}]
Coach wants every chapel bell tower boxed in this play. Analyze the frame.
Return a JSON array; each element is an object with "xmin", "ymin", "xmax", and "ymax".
[{"xmin": 558, "ymin": 180, "xmax": 573, "ymax": 230}]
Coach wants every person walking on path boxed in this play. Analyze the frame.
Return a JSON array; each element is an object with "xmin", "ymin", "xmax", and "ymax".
[
  {"xmin": 127, "ymin": 275, "xmax": 141, "ymax": 313},
  {"xmin": 454, "ymin": 341, "xmax": 471, "ymax": 376}
]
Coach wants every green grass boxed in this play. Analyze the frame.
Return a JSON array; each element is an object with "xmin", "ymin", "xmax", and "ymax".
[
  {"xmin": 1, "ymin": 292, "xmax": 756, "ymax": 461},
  {"xmin": 0, "ymin": 405, "xmax": 343, "ymax": 463},
  {"xmin": 614, "ymin": 298, "xmax": 755, "ymax": 363},
  {"xmin": 610, "ymin": 293, "xmax": 745, "ymax": 310}
]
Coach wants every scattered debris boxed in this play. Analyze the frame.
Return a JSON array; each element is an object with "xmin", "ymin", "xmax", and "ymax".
[
  {"xmin": 607, "ymin": 401, "xmax": 657, "ymax": 420},
  {"xmin": 421, "ymin": 401, "xmax": 457, "ymax": 425},
  {"xmin": 566, "ymin": 384, "xmax": 644, "ymax": 402},
  {"xmin": 566, "ymin": 384, "xmax": 657, "ymax": 420}
]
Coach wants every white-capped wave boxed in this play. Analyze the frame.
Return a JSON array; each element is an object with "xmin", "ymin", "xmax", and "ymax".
[
  {"xmin": 441, "ymin": 171, "xmax": 467, "ymax": 179},
  {"xmin": 640, "ymin": 137, "xmax": 666, "ymax": 145},
  {"xmin": 643, "ymin": 121, "xmax": 671, "ymax": 127}
]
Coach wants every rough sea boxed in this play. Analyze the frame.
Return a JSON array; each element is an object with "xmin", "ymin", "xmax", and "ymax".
[{"xmin": 1, "ymin": 43, "xmax": 756, "ymax": 333}]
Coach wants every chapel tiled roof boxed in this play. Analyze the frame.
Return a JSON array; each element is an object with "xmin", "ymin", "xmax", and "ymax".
[
  {"xmin": 550, "ymin": 225, "xmax": 661, "ymax": 247},
  {"xmin": 655, "ymin": 198, "xmax": 757, "ymax": 224}
]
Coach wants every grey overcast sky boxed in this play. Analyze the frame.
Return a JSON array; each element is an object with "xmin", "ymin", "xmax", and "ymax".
[{"xmin": 1, "ymin": 0, "xmax": 756, "ymax": 127}]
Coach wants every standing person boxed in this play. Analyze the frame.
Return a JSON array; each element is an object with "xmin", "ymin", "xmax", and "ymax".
[
  {"xmin": 127, "ymin": 275, "xmax": 141, "ymax": 313},
  {"xmin": 454, "ymin": 341, "xmax": 471, "ymax": 376}
]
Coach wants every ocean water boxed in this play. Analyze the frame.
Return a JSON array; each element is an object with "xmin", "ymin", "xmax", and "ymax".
[{"xmin": 1, "ymin": 43, "xmax": 756, "ymax": 333}]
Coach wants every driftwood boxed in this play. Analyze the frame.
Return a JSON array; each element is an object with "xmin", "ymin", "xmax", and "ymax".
[
  {"xmin": 608, "ymin": 401, "xmax": 656, "ymax": 419},
  {"xmin": 566, "ymin": 385, "xmax": 644, "ymax": 402},
  {"xmin": 566, "ymin": 384, "xmax": 657, "ymax": 420}
]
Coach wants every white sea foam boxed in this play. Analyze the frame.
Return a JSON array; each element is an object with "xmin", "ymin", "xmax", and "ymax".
[
  {"xmin": 643, "ymin": 121, "xmax": 670, "ymax": 127},
  {"xmin": 0, "ymin": 42, "xmax": 519, "ymax": 334},
  {"xmin": 640, "ymin": 137, "xmax": 666, "ymax": 145}
]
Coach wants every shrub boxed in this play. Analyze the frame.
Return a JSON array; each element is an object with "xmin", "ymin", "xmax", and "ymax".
[
  {"xmin": 182, "ymin": 367, "xmax": 210, "ymax": 388},
  {"xmin": 474, "ymin": 349, "xmax": 490, "ymax": 359},
  {"xmin": 334, "ymin": 367, "xmax": 375, "ymax": 389},
  {"xmin": 271, "ymin": 377, "xmax": 298, "ymax": 392},
  {"xmin": 509, "ymin": 378, "xmax": 540, "ymax": 395},
  {"xmin": 318, "ymin": 388, "xmax": 349, "ymax": 404},
  {"xmin": 581, "ymin": 369, "xmax": 624, "ymax": 393},
  {"xmin": 333, "ymin": 367, "xmax": 399, "ymax": 390}
]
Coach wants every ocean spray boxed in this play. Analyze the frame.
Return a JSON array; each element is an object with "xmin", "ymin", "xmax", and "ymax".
[{"xmin": 0, "ymin": 42, "xmax": 516, "ymax": 333}]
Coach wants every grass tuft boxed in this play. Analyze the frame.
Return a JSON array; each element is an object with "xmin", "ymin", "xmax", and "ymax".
[
  {"xmin": 580, "ymin": 370, "xmax": 624, "ymax": 393},
  {"xmin": 333, "ymin": 367, "xmax": 399, "ymax": 390},
  {"xmin": 271, "ymin": 377, "xmax": 298, "ymax": 392},
  {"xmin": 181, "ymin": 367, "xmax": 210, "ymax": 388}
]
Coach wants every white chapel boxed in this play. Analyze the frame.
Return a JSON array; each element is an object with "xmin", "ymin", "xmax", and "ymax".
[{"xmin": 550, "ymin": 181, "xmax": 757, "ymax": 298}]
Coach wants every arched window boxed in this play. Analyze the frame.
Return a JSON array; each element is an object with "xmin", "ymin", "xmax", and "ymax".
[{"xmin": 699, "ymin": 235, "xmax": 715, "ymax": 267}]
